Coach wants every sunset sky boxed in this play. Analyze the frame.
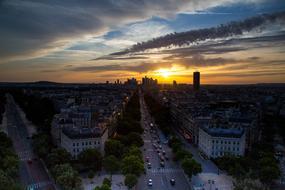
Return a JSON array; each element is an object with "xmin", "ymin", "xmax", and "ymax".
[{"xmin": 0, "ymin": 0, "xmax": 285, "ymax": 84}]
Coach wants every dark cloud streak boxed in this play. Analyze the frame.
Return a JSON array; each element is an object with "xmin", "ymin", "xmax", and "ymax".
[{"xmin": 113, "ymin": 11, "xmax": 285, "ymax": 55}]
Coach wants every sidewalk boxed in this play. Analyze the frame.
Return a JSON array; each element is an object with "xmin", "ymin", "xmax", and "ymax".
[{"xmin": 192, "ymin": 173, "xmax": 234, "ymax": 190}]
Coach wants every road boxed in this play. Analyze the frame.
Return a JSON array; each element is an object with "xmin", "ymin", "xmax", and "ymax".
[
  {"xmin": 137, "ymin": 90, "xmax": 191, "ymax": 190},
  {"xmin": 5, "ymin": 94, "xmax": 56, "ymax": 190}
]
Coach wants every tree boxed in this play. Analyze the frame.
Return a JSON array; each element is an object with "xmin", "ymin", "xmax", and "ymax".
[
  {"xmin": 102, "ymin": 178, "xmax": 111, "ymax": 187},
  {"xmin": 125, "ymin": 146, "xmax": 142, "ymax": 159},
  {"xmin": 259, "ymin": 166, "xmax": 280, "ymax": 184},
  {"xmin": 103, "ymin": 155, "xmax": 120, "ymax": 176},
  {"xmin": 2, "ymin": 155, "xmax": 19, "ymax": 176},
  {"xmin": 88, "ymin": 170, "xmax": 95, "ymax": 180},
  {"xmin": 122, "ymin": 155, "xmax": 144, "ymax": 176},
  {"xmin": 93, "ymin": 178, "xmax": 111, "ymax": 190},
  {"xmin": 0, "ymin": 170, "xmax": 22, "ymax": 190},
  {"xmin": 32, "ymin": 133, "xmax": 52, "ymax": 158},
  {"xmin": 94, "ymin": 184, "xmax": 111, "ymax": 190},
  {"xmin": 124, "ymin": 174, "xmax": 137, "ymax": 189},
  {"xmin": 181, "ymin": 158, "xmax": 202, "ymax": 179},
  {"xmin": 0, "ymin": 132, "xmax": 13, "ymax": 148},
  {"xmin": 174, "ymin": 149, "xmax": 192, "ymax": 161},
  {"xmin": 120, "ymin": 132, "xmax": 144, "ymax": 147},
  {"xmin": 46, "ymin": 148, "xmax": 71, "ymax": 167},
  {"xmin": 52, "ymin": 164, "xmax": 82, "ymax": 190},
  {"xmin": 104, "ymin": 139, "xmax": 125, "ymax": 158},
  {"xmin": 78, "ymin": 148, "xmax": 102, "ymax": 171}
]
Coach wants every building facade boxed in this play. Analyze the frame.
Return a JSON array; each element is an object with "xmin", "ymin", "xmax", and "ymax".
[
  {"xmin": 198, "ymin": 127, "xmax": 246, "ymax": 158},
  {"xmin": 61, "ymin": 127, "xmax": 108, "ymax": 158}
]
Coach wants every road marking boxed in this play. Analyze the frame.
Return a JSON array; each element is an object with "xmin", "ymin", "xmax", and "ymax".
[
  {"xmin": 27, "ymin": 181, "xmax": 53, "ymax": 189},
  {"xmin": 149, "ymin": 168, "xmax": 183, "ymax": 173},
  {"xmin": 18, "ymin": 150, "xmax": 33, "ymax": 161}
]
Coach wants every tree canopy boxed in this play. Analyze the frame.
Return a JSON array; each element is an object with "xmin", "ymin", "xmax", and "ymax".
[{"xmin": 78, "ymin": 148, "xmax": 102, "ymax": 171}]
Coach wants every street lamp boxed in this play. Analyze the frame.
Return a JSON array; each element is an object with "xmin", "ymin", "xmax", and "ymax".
[{"xmin": 208, "ymin": 179, "xmax": 215, "ymax": 190}]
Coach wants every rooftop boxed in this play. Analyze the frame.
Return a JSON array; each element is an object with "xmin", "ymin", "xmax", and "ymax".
[
  {"xmin": 62, "ymin": 127, "xmax": 104, "ymax": 139},
  {"xmin": 201, "ymin": 127, "xmax": 244, "ymax": 138}
]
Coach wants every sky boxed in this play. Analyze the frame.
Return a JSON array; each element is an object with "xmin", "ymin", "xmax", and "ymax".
[{"xmin": 0, "ymin": 0, "xmax": 285, "ymax": 84}]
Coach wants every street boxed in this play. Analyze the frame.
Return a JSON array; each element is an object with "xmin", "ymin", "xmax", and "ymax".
[
  {"xmin": 137, "ymin": 91, "xmax": 191, "ymax": 190},
  {"xmin": 5, "ymin": 94, "xmax": 56, "ymax": 190}
]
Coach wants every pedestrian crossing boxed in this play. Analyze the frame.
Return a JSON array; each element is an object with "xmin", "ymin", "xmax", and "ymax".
[
  {"xmin": 18, "ymin": 150, "xmax": 33, "ymax": 161},
  {"xmin": 148, "ymin": 168, "xmax": 183, "ymax": 174},
  {"xmin": 27, "ymin": 181, "xmax": 53, "ymax": 190}
]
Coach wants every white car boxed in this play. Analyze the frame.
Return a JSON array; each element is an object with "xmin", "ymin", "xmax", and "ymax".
[{"xmin": 148, "ymin": 179, "xmax": 153, "ymax": 186}]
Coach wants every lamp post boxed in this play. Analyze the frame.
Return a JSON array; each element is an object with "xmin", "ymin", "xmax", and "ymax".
[{"xmin": 208, "ymin": 179, "xmax": 215, "ymax": 190}]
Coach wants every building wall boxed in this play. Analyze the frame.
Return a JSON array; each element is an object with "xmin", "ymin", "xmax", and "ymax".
[
  {"xmin": 61, "ymin": 130, "xmax": 108, "ymax": 159},
  {"xmin": 198, "ymin": 128, "xmax": 246, "ymax": 158}
]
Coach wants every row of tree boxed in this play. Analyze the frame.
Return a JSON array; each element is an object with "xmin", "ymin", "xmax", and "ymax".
[
  {"xmin": 168, "ymin": 136, "xmax": 202, "ymax": 179},
  {"xmin": 98, "ymin": 92, "xmax": 144, "ymax": 189},
  {"xmin": 0, "ymin": 92, "xmax": 6, "ymax": 125},
  {"xmin": 11, "ymin": 89, "xmax": 56, "ymax": 133},
  {"xmin": 144, "ymin": 93, "xmax": 202, "ymax": 180},
  {"xmin": 144, "ymin": 94, "xmax": 173, "ymax": 135},
  {"xmin": 0, "ymin": 93, "xmax": 22, "ymax": 190},
  {"xmin": 0, "ymin": 132, "xmax": 22, "ymax": 190}
]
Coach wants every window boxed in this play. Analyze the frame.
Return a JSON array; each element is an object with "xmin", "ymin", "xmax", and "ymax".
[
  {"xmin": 221, "ymin": 141, "xmax": 223, "ymax": 144},
  {"xmin": 89, "ymin": 142, "xmax": 92, "ymax": 145},
  {"xmin": 212, "ymin": 140, "xmax": 215, "ymax": 144},
  {"xmin": 82, "ymin": 142, "xmax": 84, "ymax": 146},
  {"xmin": 98, "ymin": 141, "xmax": 100, "ymax": 144},
  {"xmin": 77, "ymin": 143, "xmax": 79, "ymax": 146},
  {"xmin": 73, "ymin": 143, "xmax": 75, "ymax": 147},
  {"xmin": 233, "ymin": 142, "xmax": 236, "ymax": 145},
  {"xmin": 85, "ymin": 142, "xmax": 88, "ymax": 145},
  {"xmin": 94, "ymin": 141, "xmax": 97, "ymax": 145},
  {"xmin": 73, "ymin": 149, "xmax": 75, "ymax": 152}
]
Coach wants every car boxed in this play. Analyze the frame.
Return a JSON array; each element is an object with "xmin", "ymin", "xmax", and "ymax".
[
  {"xmin": 156, "ymin": 150, "xmax": 160, "ymax": 153},
  {"xmin": 162, "ymin": 150, "xmax": 166, "ymax": 155},
  {"xmin": 165, "ymin": 155, "xmax": 169, "ymax": 160},
  {"xmin": 145, "ymin": 156, "xmax": 150, "ymax": 162},
  {"xmin": 160, "ymin": 156, "xmax": 165, "ymax": 161},
  {"xmin": 170, "ymin": 179, "xmax": 175, "ymax": 186},
  {"xmin": 160, "ymin": 161, "xmax": 165, "ymax": 167},
  {"xmin": 159, "ymin": 145, "xmax": 162, "ymax": 149},
  {"xmin": 148, "ymin": 179, "xmax": 153, "ymax": 186},
  {"xmin": 147, "ymin": 162, "xmax": 152, "ymax": 169}
]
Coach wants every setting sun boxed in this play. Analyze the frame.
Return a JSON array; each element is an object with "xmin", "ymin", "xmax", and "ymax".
[{"xmin": 156, "ymin": 68, "xmax": 172, "ymax": 78}]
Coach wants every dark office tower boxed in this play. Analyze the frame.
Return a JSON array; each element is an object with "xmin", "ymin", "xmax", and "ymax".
[{"xmin": 193, "ymin": 71, "xmax": 200, "ymax": 91}]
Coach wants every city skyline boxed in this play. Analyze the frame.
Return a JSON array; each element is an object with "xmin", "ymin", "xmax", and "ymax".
[{"xmin": 0, "ymin": 0, "xmax": 285, "ymax": 84}]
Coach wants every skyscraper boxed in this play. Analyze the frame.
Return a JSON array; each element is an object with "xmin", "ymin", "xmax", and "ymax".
[{"xmin": 193, "ymin": 71, "xmax": 200, "ymax": 91}]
